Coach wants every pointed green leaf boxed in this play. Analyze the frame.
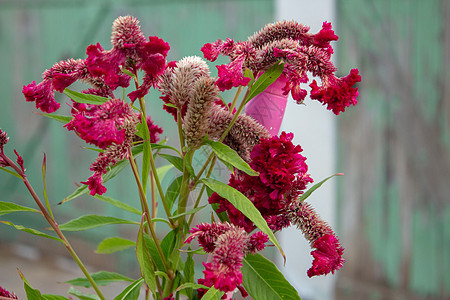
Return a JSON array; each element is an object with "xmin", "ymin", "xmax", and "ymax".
[
  {"xmin": 298, "ymin": 173, "xmax": 343, "ymax": 202},
  {"xmin": 184, "ymin": 153, "xmax": 195, "ymax": 178},
  {"xmin": 65, "ymin": 271, "xmax": 133, "ymax": 288},
  {"xmin": 59, "ymin": 215, "xmax": 137, "ymax": 231},
  {"xmin": 143, "ymin": 234, "xmax": 165, "ymax": 271},
  {"xmin": 93, "ymin": 195, "xmax": 141, "ymax": 215},
  {"xmin": 176, "ymin": 282, "xmax": 210, "ymax": 292},
  {"xmin": 96, "ymin": 237, "xmax": 136, "ymax": 254},
  {"xmin": 19, "ymin": 270, "xmax": 44, "ymax": 299},
  {"xmin": 161, "ymin": 229, "xmax": 177, "ymax": 259},
  {"xmin": 163, "ymin": 102, "xmax": 178, "ymax": 109},
  {"xmin": 157, "ymin": 164, "xmax": 174, "ymax": 183},
  {"xmin": 43, "ymin": 295, "xmax": 71, "ymax": 300},
  {"xmin": 159, "ymin": 154, "xmax": 184, "ymax": 173},
  {"xmin": 201, "ymin": 287, "xmax": 224, "ymax": 300},
  {"xmin": 0, "ymin": 201, "xmax": 39, "ymax": 216},
  {"xmin": 68, "ymin": 287, "xmax": 100, "ymax": 300},
  {"xmin": 39, "ymin": 113, "xmax": 73, "ymax": 124},
  {"xmin": 140, "ymin": 115, "xmax": 152, "ymax": 193},
  {"xmin": 114, "ymin": 277, "xmax": 144, "ymax": 300},
  {"xmin": 203, "ymin": 140, "xmax": 258, "ymax": 176},
  {"xmin": 201, "ymin": 178, "xmax": 285, "ymax": 260},
  {"xmin": 183, "ymin": 250, "xmax": 195, "ymax": 299},
  {"xmin": 0, "ymin": 166, "xmax": 23, "ymax": 179},
  {"xmin": 63, "ymin": 88, "xmax": 109, "ymax": 105},
  {"xmin": 165, "ymin": 176, "xmax": 183, "ymax": 211},
  {"xmin": 245, "ymin": 62, "xmax": 285, "ymax": 103},
  {"xmin": 169, "ymin": 205, "xmax": 207, "ymax": 220},
  {"xmin": 121, "ymin": 68, "xmax": 136, "ymax": 80},
  {"xmin": 1, "ymin": 221, "xmax": 62, "ymax": 242},
  {"xmin": 242, "ymin": 254, "xmax": 301, "ymax": 300},
  {"xmin": 136, "ymin": 221, "xmax": 156, "ymax": 293}
]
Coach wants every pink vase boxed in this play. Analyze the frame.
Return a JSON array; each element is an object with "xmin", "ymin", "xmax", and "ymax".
[{"xmin": 244, "ymin": 74, "xmax": 289, "ymax": 136}]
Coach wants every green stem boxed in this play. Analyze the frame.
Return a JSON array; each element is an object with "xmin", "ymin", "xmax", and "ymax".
[
  {"xmin": 128, "ymin": 151, "xmax": 174, "ymax": 280},
  {"xmin": 0, "ymin": 153, "xmax": 106, "ymax": 300}
]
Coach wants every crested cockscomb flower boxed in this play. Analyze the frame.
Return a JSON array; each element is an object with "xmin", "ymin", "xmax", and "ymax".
[
  {"xmin": 310, "ymin": 68, "xmax": 361, "ymax": 115},
  {"xmin": 286, "ymin": 201, "xmax": 344, "ymax": 277},
  {"xmin": 0, "ymin": 285, "xmax": 18, "ymax": 299},
  {"xmin": 0, "ymin": 128, "xmax": 9, "ymax": 149},
  {"xmin": 186, "ymin": 222, "xmax": 267, "ymax": 296},
  {"xmin": 159, "ymin": 56, "xmax": 211, "ymax": 120},
  {"xmin": 201, "ymin": 20, "xmax": 360, "ymax": 114},
  {"xmin": 65, "ymin": 98, "xmax": 137, "ymax": 149},
  {"xmin": 22, "ymin": 58, "xmax": 112, "ymax": 113},
  {"xmin": 209, "ymin": 132, "xmax": 313, "ymax": 232},
  {"xmin": 183, "ymin": 77, "xmax": 219, "ymax": 148},
  {"xmin": 86, "ymin": 16, "xmax": 170, "ymax": 102}
]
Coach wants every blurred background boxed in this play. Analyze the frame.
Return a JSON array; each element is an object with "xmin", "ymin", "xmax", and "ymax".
[{"xmin": 0, "ymin": 0, "xmax": 449, "ymax": 299}]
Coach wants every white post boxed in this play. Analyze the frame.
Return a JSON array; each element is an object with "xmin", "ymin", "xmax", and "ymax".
[{"xmin": 275, "ymin": 1, "xmax": 337, "ymax": 299}]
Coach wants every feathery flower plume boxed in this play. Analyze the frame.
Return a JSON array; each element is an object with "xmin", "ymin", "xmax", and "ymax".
[
  {"xmin": 183, "ymin": 77, "xmax": 219, "ymax": 148},
  {"xmin": 0, "ymin": 128, "xmax": 9, "ymax": 167},
  {"xmin": 201, "ymin": 20, "xmax": 360, "ymax": 114},
  {"xmin": 207, "ymin": 105, "xmax": 271, "ymax": 162},
  {"xmin": 186, "ymin": 222, "xmax": 267, "ymax": 296},
  {"xmin": 286, "ymin": 201, "xmax": 345, "ymax": 277},
  {"xmin": 159, "ymin": 56, "xmax": 210, "ymax": 120}
]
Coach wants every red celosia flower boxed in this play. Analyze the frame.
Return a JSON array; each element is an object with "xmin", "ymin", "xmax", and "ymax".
[
  {"xmin": 0, "ymin": 285, "xmax": 18, "ymax": 299},
  {"xmin": 186, "ymin": 222, "xmax": 267, "ymax": 296},
  {"xmin": 209, "ymin": 132, "xmax": 313, "ymax": 232},
  {"xmin": 307, "ymin": 234, "xmax": 345, "ymax": 277},
  {"xmin": 201, "ymin": 20, "xmax": 360, "ymax": 114},
  {"xmin": 65, "ymin": 98, "xmax": 135, "ymax": 149},
  {"xmin": 310, "ymin": 68, "xmax": 361, "ymax": 115},
  {"xmin": 82, "ymin": 173, "xmax": 107, "ymax": 196}
]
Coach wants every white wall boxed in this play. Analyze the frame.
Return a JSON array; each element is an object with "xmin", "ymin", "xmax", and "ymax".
[{"xmin": 275, "ymin": 1, "xmax": 337, "ymax": 300}]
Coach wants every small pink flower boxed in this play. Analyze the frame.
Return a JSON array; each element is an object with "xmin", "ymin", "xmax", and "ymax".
[
  {"xmin": 23, "ymin": 80, "xmax": 60, "ymax": 113},
  {"xmin": 307, "ymin": 234, "xmax": 345, "ymax": 277},
  {"xmin": 312, "ymin": 22, "xmax": 339, "ymax": 55},
  {"xmin": 81, "ymin": 173, "xmax": 107, "ymax": 196},
  {"xmin": 0, "ymin": 285, "xmax": 18, "ymax": 299}
]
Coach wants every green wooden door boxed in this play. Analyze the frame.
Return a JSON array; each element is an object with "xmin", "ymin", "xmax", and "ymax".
[{"xmin": 336, "ymin": 1, "xmax": 450, "ymax": 299}]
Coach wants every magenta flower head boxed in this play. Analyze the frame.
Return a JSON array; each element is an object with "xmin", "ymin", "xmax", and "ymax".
[
  {"xmin": 209, "ymin": 131, "xmax": 313, "ymax": 232},
  {"xmin": 185, "ymin": 222, "xmax": 268, "ymax": 296},
  {"xmin": 0, "ymin": 285, "xmax": 18, "ymax": 299},
  {"xmin": 201, "ymin": 20, "xmax": 361, "ymax": 114}
]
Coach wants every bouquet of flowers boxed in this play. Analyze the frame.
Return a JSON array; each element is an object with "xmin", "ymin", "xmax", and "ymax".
[{"xmin": 0, "ymin": 15, "xmax": 360, "ymax": 300}]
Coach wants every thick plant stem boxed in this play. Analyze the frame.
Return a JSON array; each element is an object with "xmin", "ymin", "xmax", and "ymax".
[
  {"xmin": 128, "ymin": 151, "xmax": 174, "ymax": 280},
  {"xmin": 0, "ymin": 153, "xmax": 106, "ymax": 300}
]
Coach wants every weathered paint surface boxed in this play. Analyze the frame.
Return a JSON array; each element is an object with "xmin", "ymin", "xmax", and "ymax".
[
  {"xmin": 336, "ymin": 0, "xmax": 450, "ymax": 299},
  {"xmin": 0, "ymin": 0, "xmax": 274, "ymax": 271}
]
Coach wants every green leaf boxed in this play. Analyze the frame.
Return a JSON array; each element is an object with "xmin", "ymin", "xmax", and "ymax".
[
  {"xmin": 113, "ymin": 277, "xmax": 144, "ymax": 300},
  {"xmin": 136, "ymin": 221, "xmax": 156, "ymax": 293},
  {"xmin": 169, "ymin": 205, "xmax": 207, "ymax": 220},
  {"xmin": 161, "ymin": 229, "xmax": 177, "ymax": 260},
  {"xmin": 201, "ymin": 287, "xmax": 224, "ymax": 300},
  {"xmin": 68, "ymin": 287, "xmax": 100, "ymax": 300},
  {"xmin": 19, "ymin": 270, "xmax": 44, "ymax": 300},
  {"xmin": 0, "ymin": 201, "xmax": 39, "ymax": 216},
  {"xmin": 176, "ymin": 282, "xmax": 210, "ymax": 292},
  {"xmin": 165, "ymin": 176, "xmax": 183, "ymax": 211},
  {"xmin": 43, "ymin": 295, "xmax": 71, "ymax": 300},
  {"xmin": 183, "ymin": 250, "xmax": 195, "ymax": 299},
  {"xmin": 63, "ymin": 88, "xmax": 109, "ymax": 105},
  {"xmin": 201, "ymin": 178, "xmax": 285, "ymax": 261},
  {"xmin": 245, "ymin": 62, "xmax": 285, "ymax": 103},
  {"xmin": 65, "ymin": 271, "xmax": 134, "ymax": 288},
  {"xmin": 163, "ymin": 102, "xmax": 178, "ymax": 109},
  {"xmin": 59, "ymin": 215, "xmax": 137, "ymax": 231},
  {"xmin": 96, "ymin": 237, "xmax": 136, "ymax": 254},
  {"xmin": 244, "ymin": 68, "xmax": 255, "ymax": 87},
  {"xmin": 121, "ymin": 68, "xmax": 136, "ymax": 80},
  {"xmin": 0, "ymin": 166, "xmax": 23, "ymax": 179},
  {"xmin": 93, "ymin": 195, "xmax": 141, "ymax": 215},
  {"xmin": 242, "ymin": 254, "xmax": 301, "ymax": 300},
  {"xmin": 202, "ymin": 140, "xmax": 258, "ymax": 176},
  {"xmin": 156, "ymin": 164, "xmax": 174, "ymax": 183},
  {"xmin": 159, "ymin": 154, "xmax": 184, "ymax": 173},
  {"xmin": 143, "ymin": 234, "xmax": 165, "ymax": 271},
  {"xmin": 39, "ymin": 113, "xmax": 73, "ymax": 124},
  {"xmin": 184, "ymin": 153, "xmax": 195, "ymax": 178},
  {"xmin": 298, "ymin": 173, "xmax": 343, "ymax": 202},
  {"xmin": 1, "ymin": 221, "xmax": 62, "ymax": 242}
]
